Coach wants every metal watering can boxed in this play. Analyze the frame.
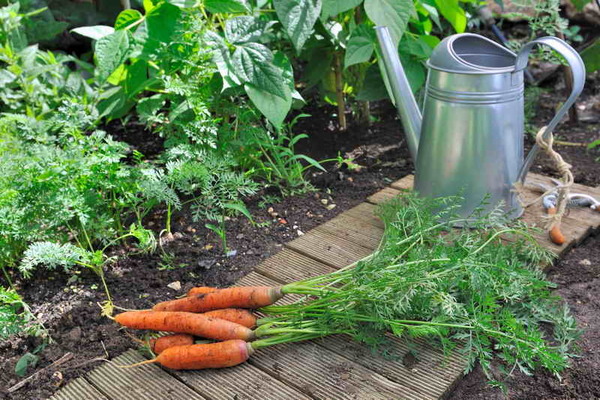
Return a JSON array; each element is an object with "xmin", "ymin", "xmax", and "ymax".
[{"xmin": 376, "ymin": 27, "xmax": 585, "ymax": 219}]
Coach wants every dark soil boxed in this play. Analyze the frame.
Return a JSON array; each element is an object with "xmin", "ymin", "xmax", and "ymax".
[{"xmin": 1, "ymin": 72, "xmax": 599, "ymax": 400}]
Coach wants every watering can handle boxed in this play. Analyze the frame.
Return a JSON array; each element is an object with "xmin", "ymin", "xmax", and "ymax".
[{"xmin": 516, "ymin": 36, "xmax": 586, "ymax": 183}]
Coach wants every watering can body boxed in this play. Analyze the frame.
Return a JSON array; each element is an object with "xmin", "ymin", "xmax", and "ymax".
[{"xmin": 376, "ymin": 28, "xmax": 585, "ymax": 220}]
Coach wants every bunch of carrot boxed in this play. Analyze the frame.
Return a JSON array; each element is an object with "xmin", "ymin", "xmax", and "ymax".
[{"xmin": 114, "ymin": 285, "xmax": 304, "ymax": 369}]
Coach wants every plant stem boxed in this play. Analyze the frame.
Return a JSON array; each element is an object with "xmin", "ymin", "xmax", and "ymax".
[{"xmin": 333, "ymin": 52, "xmax": 347, "ymax": 131}]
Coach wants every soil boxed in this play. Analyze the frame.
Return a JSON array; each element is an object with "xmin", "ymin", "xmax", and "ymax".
[{"xmin": 1, "ymin": 72, "xmax": 599, "ymax": 400}]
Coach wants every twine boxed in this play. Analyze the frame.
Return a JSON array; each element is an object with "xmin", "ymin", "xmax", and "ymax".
[{"xmin": 515, "ymin": 126, "xmax": 573, "ymax": 230}]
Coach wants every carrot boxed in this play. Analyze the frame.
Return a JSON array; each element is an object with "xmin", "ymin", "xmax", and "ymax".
[
  {"xmin": 115, "ymin": 311, "xmax": 256, "ymax": 341},
  {"xmin": 124, "ymin": 340, "xmax": 253, "ymax": 370},
  {"xmin": 150, "ymin": 333, "xmax": 194, "ymax": 354},
  {"xmin": 153, "ymin": 286, "xmax": 283, "ymax": 313},
  {"xmin": 187, "ymin": 286, "xmax": 219, "ymax": 297},
  {"xmin": 205, "ymin": 308, "xmax": 257, "ymax": 328},
  {"xmin": 546, "ymin": 207, "xmax": 566, "ymax": 245}
]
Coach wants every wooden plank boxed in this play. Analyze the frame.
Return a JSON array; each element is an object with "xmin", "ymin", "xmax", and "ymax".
[
  {"xmin": 255, "ymin": 248, "xmax": 337, "ymax": 284},
  {"xmin": 285, "ymin": 229, "xmax": 373, "ymax": 268},
  {"xmin": 528, "ymin": 172, "xmax": 600, "ymax": 198},
  {"xmin": 250, "ymin": 340, "xmax": 424, "ymax": 400},
  {"xmin": 318, "ymin": 212, "xmax": 384, "ymax": 241},
  {"xmin": 318, "ymin": 335, "xmax": 466, "ymax": 399},
  {"xmin": 49, "ymin": 377, "xmax": 109, "ymax": 400},
  {"xmin": 367, "ymin": 187, "xmax": 402, "ymax": 205},
  {"xmin": 314, "ymin": 220, "xmax": 382, "ymax": 250},
  {"xmin": 173, "ymin": 362, "xmax": 311, "ymax": 400},
  {"xmin": 341, "ymin": 203, "xmax": 384, "ymax": 228},
  {"xmin": 86, "ymin": 349, "xmax": 203, "ymax": 400},
  {"xmin": 391, "ymin": 174, "xmax": 414, "ymax": 191}
]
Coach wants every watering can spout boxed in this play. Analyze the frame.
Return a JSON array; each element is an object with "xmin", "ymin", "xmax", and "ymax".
[{"xmin": 375, "ymin": 26, "xmax": 422, "ymax": 163}]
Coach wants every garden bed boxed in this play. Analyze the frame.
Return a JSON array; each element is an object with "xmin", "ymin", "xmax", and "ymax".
[{"xmin": 1, "ymin": 82, "xmax": 600, "ymax": 400}]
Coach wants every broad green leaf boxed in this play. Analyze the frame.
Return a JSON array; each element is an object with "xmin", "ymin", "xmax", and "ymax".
[
  {"xmin": 401, "ymin": 35, "xmax": 432, "ymax": 60},
  {"xmin": 97, "ymin": 87, "xmax": 133, "ymax": 119},
  {"xmin": 273, "ymin": 52, "xmax": 295, "ymax": 90},
  {"xmin": 167, "ymin": 0, "xmax": 198, "ymax": 7},
  {"xmin": 581, "ymin": 38, "xmax": 600, "ymax": 73},
  {"xmin": 419, "ymin": 34, "xmax": 440, "ymax": 49},
  {"xmin": 399, "ymin": 53, "xmax": 426, "ymax": 93},
  {"xmin": 135, "ymin": 3, "xmax": 181, "ymax": 58},
  {"xmin": 137, "ymin": 94, "xmax": 166, "ymax": 121},
  {"xmin": 225, "ymin": 16, "xmax": 272, "ymax": 44},
  {"xmin": 232, "ymin": 43, "xmax": 288, "ymax": 98},
  {"xmin": 364, "ymin": 0, "xmax": 414, "ymax": 47},
  {"xmin": 245, "ymin": 83, "xmax": 292, "ymax": 128},
  {"xmin": 207, "ymin": 32, "xmax": 241, "ymax": 89},
  {"xmin": 421, "ymin": 3, "xmax": 441, "ymax": 31},
  {"xmin": 434, "ymin": 0, "xmax": 466, "ymax": 33},
  {"xmin": 357, "ymin": 63, "xmax": 388, "ymax": 101},
  {"xmin": 143, "ymin": 0, "xmax": 159, "ymax": 12},
  {"xmin": 15, "ymin": 353, "xmax": 39, "ymax": 377},
  {"xmin": 204, "ymin": 0, "xmax": 250, "ymax": 13},
  {"xmin": 302, "ymin": 47, "xmax": 333, "ymax": 87},
  {"xmin": 274, "ymin": 0, "xmax": 322, "ymax": 52},
  {"xmin": 95, "ymin": 30, "xmax": 131, "ymax": 83},
  {"xmin": 122, "ymin": 59, "xmax": 150, "ymax": 96},
  {"xmin": 571, "ymin": 0, "xmax": 592, "ymax": 10},
  {"xmin": 114, "ymin": 9, "xmax": 143, "ymax": 30},
  {"xmin": 71, "ymin": 25, "xmax": 114, "ymax": 40},
  {"xmin": 345, "ymin": 25, "xmax": 375, "ymax": 68},
  {"xmin": 321, "ymin": 0, "xmax": 362, "ymax": 19}
]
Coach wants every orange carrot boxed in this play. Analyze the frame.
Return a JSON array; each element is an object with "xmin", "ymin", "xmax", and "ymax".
[
  {"xmin": 125, "ymin": 340, "xmax": 253, "ymax": 370},
  {"xmin": 150, "ymin": 334, "xmax": 194, "ymax": 354},
  {"xmin": 153, "ymin": 286, "xmax": 283, "ymax": 313},
  {"xmin": 546, "ymin": 207, "xmax": 566, "ymax": 245},
  {"xmin": 205, "ymin": 308, "xmax": 257, "ymax": 328},
  {"xmin": 115, "ymin": 311, "xmax": 256, "ymax": 341},
  {"xmin": 187, "ymin": 286, "xmax": 219, "ymax": 297}
]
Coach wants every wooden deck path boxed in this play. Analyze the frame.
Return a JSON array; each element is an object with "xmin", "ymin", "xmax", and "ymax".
[{"xmin": 50, "ymin": 173, "xmax": 600, "ymax": 400}]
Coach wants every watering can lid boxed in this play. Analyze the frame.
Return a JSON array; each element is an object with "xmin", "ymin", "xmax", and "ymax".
[{"xmin": 427, "ymin": 33, "xmax": 518, "ymax": 74}]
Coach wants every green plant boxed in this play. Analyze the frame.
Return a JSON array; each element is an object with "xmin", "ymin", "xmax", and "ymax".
[
  {"xmin": 0, "ymin": 286, "xmax": 47, "ymax": 339},
  {"xmin": 253, "ymin": 194, "xmax": 578, "ymax": 384},
  {"xmin": 0, "ymin": 4, "xmax": 94, "ymax": 119}
]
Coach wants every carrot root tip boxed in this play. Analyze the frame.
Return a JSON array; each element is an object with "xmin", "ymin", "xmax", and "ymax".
[{"xmin": 117, "ymin": 359, "xmax": 157, "ymax": 368}]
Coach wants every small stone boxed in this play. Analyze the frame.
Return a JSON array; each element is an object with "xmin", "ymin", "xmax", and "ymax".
[
  {"xmin": 167, "ymin": 281, "xmax": 182, "ymax": 291},
  {"xmin": 320, "ymin": 199, "xmax": 328, "ymax": 205},
  {"xmin": 246, "ymin": 250, "xmax": 254, "ymax": 255},
  {"xmin": 203, "ymin": 244, "xmax": 214, "ymax": 251},
  {"xmin": 236, "ymin": 233, "xmax": 245, "ymax": 239},
  {"xmin": 51, "ymin": 371, "xmax": 64, "ymax": 387},
  {"xmin": 226, "ymin": 249, "xmax": 238, "ymax": 258},
  {"xmin": 347, "ymin": 177, "xmax": 354, "ymax": 182},
  {"xmin": 579, "ymin": 259, "xmax": 592, "ymax": 266},
  {"xmin": 147, "ymin": 221, "xmax": 155, "ymax": 227},
  {"xmin": 326, "ymin": 204, "xmax": 337, "ymax": 210},
  {"xmin": 186, "ymin": 226, "xmax": 194, "ymax": 232},
  {"xmin": 198, "ymin": 259, "xmax": 216, "ymax": 268},
  {"xmin": 297, "ymin": 230, "xmax": 304, "ymax": 236},
  {"xmin": 173, "ymin": 232, "xmax": 183, "ymax": 239}
]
